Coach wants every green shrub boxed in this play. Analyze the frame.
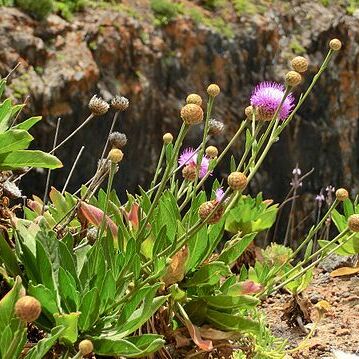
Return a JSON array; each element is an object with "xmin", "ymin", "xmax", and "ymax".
[
  {"xmin": 54, "ymin": 0, "xmax": 87, "ymax": 20},
  {"xmin": 150, "ymin": 0, "xmax": 183, "ymax": 25},
  {"xmin": 15, "ymin": 0, "xmax": 53, "ymax": 19}
]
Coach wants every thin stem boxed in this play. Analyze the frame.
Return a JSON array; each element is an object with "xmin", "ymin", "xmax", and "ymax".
[
  {"xmin": 149, "ymin": 143, "xmax": 166, "ymax": 198},
  {"xmin": 42, "ymin": 118, "xmax": 61, "ymax": 215},
  {"xmin": 4, "ymin": 62, "xmax": 21, "ymax": 81},
  {"xmin": 61, "ymin": 146, "xmax": 85, "ymax": 195},
  {"xmin": 100, "ymin": 111, "xmax": 119, "ymax": 162}
]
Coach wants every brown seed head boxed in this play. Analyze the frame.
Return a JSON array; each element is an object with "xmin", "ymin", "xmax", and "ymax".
[
  {"xmin": 182, "ymin": 165, "xmax": 196, "ymax": 181},
  {"xmin": 186, "ymin": 93, "xmax": 202, "ymax": 106},
  {"xmin": 207, "ymin": 84, "xmax": 220, "ymax": 97},
  {"xmin": 111, "ymin": 95, "xmax": 129, "ymax": 111},
  {"xmin": 109, "ymin": 132, "xmax": 127, "ymax": 149},
  {"xmin": 285, "ymin": 71, "xmax": 302, "ymax": 87},
  {"xmin": 228, "ymin": 171, "xmax": 247, "ymax": 191},
  {"xmin": 163, "ymin": 132, "xmax": 174, "ymax": 144},
  {"xmin": 205, "ymin": 146, "xmax": 218, "ymax": 158},
  {"xmin": 245, "ymin": 105, "xmax": 254, "ymax": 118},
  {"xmin": 15, "ymin": 296, "xmax": 41, "ymax": 322},
  {"xmin": 180, "ymin": 104, "xmax": 204, "ymax": 125},
  {"xmin": 208, "ymin": 119, "xmax": 224, "ymax": 136},
  {"xmin": 198, "ymin": 200, "xmax": 224, "ymax": 224},
  {"xmin": 256, "ymin": 106, "xmax": 275, "ymax": 121},
  {"xmin": 291, "ymin": 56, "xmax": 309, "ymax": 73},
  {"xmin": 79, "ymin": 339, "xmax": 94, "ymax": 355},
  {"xmin": 336, "ymin": 188, "xmax": 349, "ymax": 202},
  {"xmin": 329, "ymin": 38, "xmax": 342, "ymax": 51},
  {"xmin": 89, "ymin": 95, "xmax": 109, "ymax": 116},
  {"xmin": 348, "ymin": 214, "xmax": 359, "ymax": 232},
  {"xmin": 108, "ymin": 148, "xmax": 124, "ymax": 164}
]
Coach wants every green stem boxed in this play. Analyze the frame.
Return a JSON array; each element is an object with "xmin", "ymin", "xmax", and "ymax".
[{"xmin": 149, "ymin": 143, "xmax": 166, "ymax": 199}]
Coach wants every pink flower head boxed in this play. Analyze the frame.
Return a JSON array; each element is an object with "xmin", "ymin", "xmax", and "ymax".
[
  {"xmin": 215, "ymin": 187, "xmax": 225, "ymax": 202},
  {"xmin": 250, "ymin": 82, "xmax": 295, "ymax": 121},
  {"xmin": 179, "ymin": 147, "xmax": 210, "ymax": 178}
]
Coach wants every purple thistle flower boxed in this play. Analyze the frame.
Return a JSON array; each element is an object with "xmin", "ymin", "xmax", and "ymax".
[
  {"xmin": 178, "ymin": 147, "xmax": 210, "ymax": 178},
  {"xmin": 250, "ymin": 82, "xmax": 295, "ymax": 121},
  {"xmin": 215, "ymin": 187, "xmax": 225, "ymax": 202}
]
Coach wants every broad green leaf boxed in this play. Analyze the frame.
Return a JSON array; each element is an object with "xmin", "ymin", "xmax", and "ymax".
[
  {"xmin": 0, "ymin": 150, "xmax": 62, "ymax": 170},
  {"xmin": 184, "ymin": 262, "xmax": 231, "ymax": 288},
  {"xmin": 28, "ymin": 282, "xmax": 59, "ymax": 319},
  {"xmin": 91, "ymin": 334, "xmax": 165, "ymax": 357},
  {"xmin": 206, "ymin": 309, "xmax": 259, "ymax": 333},
  {"xmin": 13, "ymin": 116, "xmax": 42, "ymax": 131},
  {"xmin": 1, "ymin": 319, "xmax": 27, "ymax": 359},
  {"xmin": 0, "ymin": 232, "xmax": 21, "ymax": 276},
  {"xmin": 0, "ymin": 98, "xmax": 12, "ymax": 133},
  {"xmin": 202, "ymin": 294, "xmax": 259, "ymax": 309},
  {"xmin": 58, "ymin": 267, "xmax": 80, "ymax": 313},
  {"xmin": 53, "ymin": 312, "xmax": 80, "ymax": 345},
  {"xmin": 78, "ymin": 287, "xmax": 100, "ymax": 332},
  {"xmin": 24, "ymin": 326, "xmax": 65, "ymax": 359},
  {"xmin": 0, "ymin": 129, "xmax": 33, "ymax": 153}
]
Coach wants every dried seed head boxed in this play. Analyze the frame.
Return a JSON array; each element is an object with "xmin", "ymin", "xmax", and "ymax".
[
  {"xmin": 228, "ymin": 171, "xmax": 247, "ymax": 191},
  {"xmin": 186, "ymin": 93, "xmax": 202, "ymax": 106},
  {"xmin": 163, "ymin": 132, "xmax": 173, "ymax": 144},
  {"xmin": 15, "ymin": 296, "xmax": 41, "ymax": 322},
  {"xmin": 182, "ymin": 164, "xmax": 196, "ymax": 181},
  {"xmin": 86, "ymin": 227, "xmax": 98, "ymax": 244},
  {"xmin": 89, "ymin": 95, "xmax": 109, "ymax": 116},
  {"xmin": 245, "ymin": 105, "xmax": 254, "ymax": 118},
  {"xmin": 336, "ymin": 188, "xmax": 349, "ymax": 202},
  {"xmin": 291, "ymin": 56, "xmax": 309, "ymax": 73},
  {"xmin": 329, "ymin": 38, "xmax": 342, "ymax": 51},
  {"xmin": 208, "ymin": 119, "xmax": 224, "ymax": 136},
  {"xmin": 207, "ymin": 84, "xmax": 220, "ymax": 97},
  {"xmin": 205, "ymin": 145, "xmax": 218, "ymax": 158},
  {"xmin": 348, "ymin": 214, "xmax": 359, "ymax": 232},
  {"xmin": 2, "ymin": 180, "xmax": 22, "ymax": 198},
  {"xmin": 180, "ymin": 104, "xmax": 204, "ymax": 125},
  {"xmin": 256, "ymin": 106, "xmax": 275, "ymax": 121},
  {"xmin": 109, "ymin": 132, "xmax": 127, "ymax": 149},
  {"xmin": 79, "ymin": 339, "xmax": 94, "ymax": 355},
  {"xmin": 0, "ymin": 170, "xmax": 12, "ymax": 183},
  {"xmin": 111, "ymin": 95, "xmax": 129, "ymax": 111},
  {"xmin": 198, "ymin": 200, "xmax": 224, "ymax": 224},
  {"xmin": 108, "ymin": 148, "xmax": 124, "ymax": 164},
  {"xmin": 285, "ymin": 71, "xmax": 302, "ymax": 87}
]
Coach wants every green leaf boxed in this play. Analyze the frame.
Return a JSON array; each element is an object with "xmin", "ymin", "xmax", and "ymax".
[
  {"xmin": 91, "ymin": 334, "xmax": 165, "ymax": 357},
  {"xmin": 53, "ymin": 312, "xmax": 80, "ymax": 345},
  {"xmin": 0, "ymin": 232, "xmax": 21, "ymax": 276},
  {"xmin": 78, "ymin": 287, "xmax": 100, "ymax": 332},
  {"xmin": 0, "ymin": 150, "xmax": 62, "ymax": 170},
  {"xmin": 206, "ymin": 309, "xmax": 259, "ymax": 333},
  {"xmin": 24, "ymin": 326, "xmax": 65, "ymax": 359},
  {"xmin": 0, "ymin": 129, "xmax": 33, "ymax": 153},
  {"xmin": 184, "ymin": 262, "xmax": 231, "ymax": 288},
  {"xmin": 28, "ymin": 282, "xmax": 59, "ymax": 319},
  {"xmin": 1, "ymin": 319, "xmax": 27, "ymax": 359},
  {"xmin": 58, "ymin": 267, "xmax": 80, "ymax": 312},
  {"xmin": 0, "ymin": 79, "xmax": 5, "ymax": 98},
  {"xmin": 0, "ymin": 98, "xmax": 12, "ymax": 133},
  {"xmin": 202, "ymin": 294, "xmax": 259, "ymax": 310},
  {"xmin": 14, "ymin": 116, "xmax": 42, "ymax": 131},
  {"xmin": 218, "ymin": 233, "xmax": 256, "ymax": 266}
]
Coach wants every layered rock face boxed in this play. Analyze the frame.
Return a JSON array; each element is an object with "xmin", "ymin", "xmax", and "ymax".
[{"xmin": 0, "ymin": 2, "xmax": 358, "ymax": 225}]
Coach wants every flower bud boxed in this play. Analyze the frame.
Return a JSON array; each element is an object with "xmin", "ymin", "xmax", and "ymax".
[
  {"xmin": 228, "ymin": 171, "xmax": 247, "ymax": 191},
  {"xmin": 186, "ymin": 93, "xmax": 202, "ymax": 106},
  {"xmin": 89, "ymin": 95, "xmax": 109, "ymax": 116},
  {"xmin": 15, "ymin": 296, "xmax": 41, "ymax": 322},
  {"xmin": 182, "ymin": 165, "xmax": 196, "ymax": 181},
  {"xmin": 109, "ymin": 132, "xmax": 127, "ymax": 149},
  {"xmin": 111, "ymin": 95, "xmax": 129, "ymax": 111},
  {"xmin": 180, "ymin": 104, "xmax": 204, "ymax": 125},
  {"xmin": 329, "ymin": 39, "xmax": 342, "ymax": 51},
  {"xmin": 335, "ymin": 188, "xmax": 349, "ymax": 202},
  {"xmin": 285, "ymin": 71, "xmax": 302, "ymax": 87},
  {"xmin": 207, "ymin": 84, "xmax": 220, "ymax": 97},
  {"xmin": 208, "ymin": 119, "xmax": 224, "ymax": 136},
  {"xmin": 198, "ymin": 200, "xmax": 224, "ymax": 224},
  {"xmin": 245, "ymin": 105, "xmax": 254, "ymax": 118},
  {"xmin": 291, "ymin": 56, "xmax": 309, "ymax": 73},
  {"xmin": 205, "ymin": 145, "xmax": 218, "ymax": 158},
  {"xmin": 108, "ymin": 148, "xmax": 123, "ymax": 164},
  {"xmin": 348, "ymin": 214, "xmax": 359, "ymax": 232},
  {"xmin": 79, "ymin": 339, "xmax": 94, "ymax": 355},
  {"xmin": 163, "ymin": 132, "xmax": 173, "ymax": 144}
]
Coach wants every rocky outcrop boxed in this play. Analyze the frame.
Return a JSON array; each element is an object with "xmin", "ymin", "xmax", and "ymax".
[{"xmin": 0, "ymin": 2, "xmax": 358, "ymax": 233}]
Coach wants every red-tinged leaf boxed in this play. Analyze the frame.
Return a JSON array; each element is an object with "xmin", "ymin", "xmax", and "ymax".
[
  {"xmin": 228, "ymin": 280, "xmax": 263, "ymax": 296},
  {"xmin": 128, "ymin": 203, "xmax": 139, "ymax": 230},
  {"xmin": 27, "ymin": 199, "xmax": 42, "ymax": 215},
  {"xmin": 79, "ymin": 202, "xmax": 118, "ymax": 238},
  {"xmin": 162, "ymin": 246, "xmax": 188, "ymax": 287},
  {"xmin": 199, "ymin": 326, "xmax": 238, "ymax": 340}
]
